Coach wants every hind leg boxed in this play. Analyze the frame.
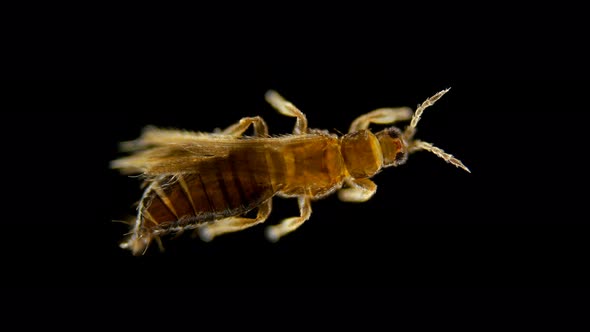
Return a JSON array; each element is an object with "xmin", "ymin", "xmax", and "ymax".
[{"xmin": 198, "ymin": 199, "xmax": 272, "ymax": 242}]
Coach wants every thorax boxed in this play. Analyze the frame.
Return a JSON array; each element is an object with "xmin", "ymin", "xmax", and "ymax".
[{"xmin": 276, "ymin": 133, "xmax": 346, "ymax": 198}]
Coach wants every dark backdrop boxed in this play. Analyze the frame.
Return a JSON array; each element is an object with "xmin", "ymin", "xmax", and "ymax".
[{"xmin": 1, "ymin": 79, "xmax": 588, "ymax": 289}]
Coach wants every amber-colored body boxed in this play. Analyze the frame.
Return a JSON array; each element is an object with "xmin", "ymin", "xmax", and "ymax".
[
  {"xmin": 112, "ymin": 89, "xmax": 469, "ymax": 255},
  {"xmin": 139, "ymin": 134, "xmax": 345, "ymax": 230}
]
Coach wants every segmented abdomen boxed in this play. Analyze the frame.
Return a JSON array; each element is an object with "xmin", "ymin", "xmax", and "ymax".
[{"xmin": 138, "ymin": 147, "xmax": 278, "ymax": 233}]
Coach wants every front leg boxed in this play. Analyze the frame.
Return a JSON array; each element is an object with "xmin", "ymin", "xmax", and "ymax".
[
  {"xmin": 337, "ymin": 178, "xmax": 377, "ymax": 202},
  {"xmin": 349, "ymin": 107, "xmax": 412, "ymax": 133},
  {"xmin": 265, "ymin": 196, "xmax": 312, "ymax": 242}
]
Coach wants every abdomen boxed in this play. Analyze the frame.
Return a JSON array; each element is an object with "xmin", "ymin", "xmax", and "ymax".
[
  {"xmin": 138, "ymin": 147, "xmax": 277, "ymax": 234},
  {"xmin": 136, "ymin": 134, "xmax": 345, "ymax": 234}
]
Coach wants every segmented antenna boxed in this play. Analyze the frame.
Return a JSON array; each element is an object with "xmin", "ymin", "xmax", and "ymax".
[
  {"xmin": 404, "ymin": 88, "xmax": 470, "ymax": 173},
  {"xmin": 404, "ymin": 88, "xmax": 451, "ymax": 140},
  {"xmin": 409, "ymin": 140, "xmax": 471, "ymax": 173}
]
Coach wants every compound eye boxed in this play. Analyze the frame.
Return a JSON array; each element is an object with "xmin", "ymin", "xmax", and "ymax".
[
  {"xmin": 376, "ymin": 127, "xmax": 408, "ymax": 167},
  {"xmin": 393, "ymin": 148, "xmax": 408, "ymax": 165}
]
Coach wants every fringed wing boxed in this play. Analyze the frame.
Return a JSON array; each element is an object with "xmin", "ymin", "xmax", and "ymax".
[
  {"xmin": 112, "ymin": 127, "xmax": 240, "ymax": 176},
  {"xmin": 111, "ymin": 126, "xmax": 328, "ymax": 178},
  {"xmin": 118, "ymin": 126, "xmax": 221, "ymax": 152},
  {"xmin": 111, "ymin": 126, "xmax": 285, "ymax": 177}
]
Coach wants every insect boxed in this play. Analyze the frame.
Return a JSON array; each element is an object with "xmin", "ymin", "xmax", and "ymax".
[{"xmin": 111, "ymin": 88, "xmax": 470, "ymax": 255}]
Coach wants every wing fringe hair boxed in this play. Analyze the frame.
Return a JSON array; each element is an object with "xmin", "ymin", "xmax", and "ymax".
[
  {"xmin": 110, "ymin": 126, "xmax": 231, "ymax": 176},
  {"xmin": 111, "ymin": 126, "xmax": 319, "ymax": 177}
]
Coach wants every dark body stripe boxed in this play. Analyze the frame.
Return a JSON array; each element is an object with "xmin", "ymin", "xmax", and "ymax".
[{"xmin": 268, "ymin": 148, "xmax": 287, "ymax": 187}]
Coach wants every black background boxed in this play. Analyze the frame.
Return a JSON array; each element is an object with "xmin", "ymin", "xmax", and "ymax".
[
  {"xmin": 3, "ymin": 4, "xmax": 590, "ymax": 330},
  {"xmin": 2, "ymin": 79, "xmax": 588, "ymax": 290}
]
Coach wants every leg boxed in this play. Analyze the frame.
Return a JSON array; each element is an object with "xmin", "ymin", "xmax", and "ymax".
[
  {"xmin": 337, "ymin": 178, "xmax": 377, "ymax": 203},
  {"xmin": 219, "ymin": 116, "xmax": 269, "ymax": 137},
  {"xmin": 265, "ymin": 196, "xmax": 311, "ymax": 242},
  {"xmin": 264, "ymin": 90, "xmax": 308, "ymax": 134},
  {"xmin": 409, "ymin": 140, "xmax": 471, "ymax": 173},
  {"xmin": 198, "ymin": 199, "xmax": 272, "ymax": 242},
  {"xmin": 349, "ymin": 107, "xmax": 413, "ymax": 133}
]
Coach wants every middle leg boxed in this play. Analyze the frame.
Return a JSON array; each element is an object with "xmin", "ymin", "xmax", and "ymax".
[
  {"xmin": 219, "ymin": 116, "xmax": 269, "ymax": 137},
  {"xmin": 264, "ymin": 90, "xmax": 308, "ymax": 134},
  {"xmin": 265, "ymin": 196, "xmax": 312, "ymax": 242}
]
